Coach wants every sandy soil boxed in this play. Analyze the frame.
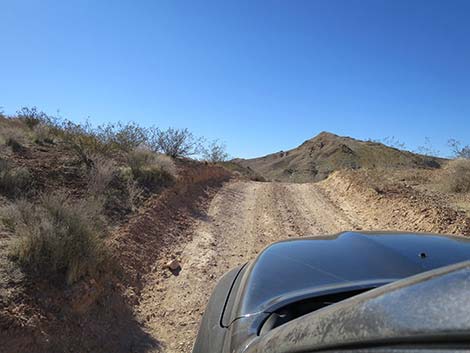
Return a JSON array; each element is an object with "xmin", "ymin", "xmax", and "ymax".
[{"xmin": 137, "ymin": 180, "xmax": 367, "ymax": 353}]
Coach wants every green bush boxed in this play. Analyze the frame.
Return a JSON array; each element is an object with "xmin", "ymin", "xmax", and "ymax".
[{"xmin": 5, "ymin": 193, "xmax": 110, "ymax": 285}]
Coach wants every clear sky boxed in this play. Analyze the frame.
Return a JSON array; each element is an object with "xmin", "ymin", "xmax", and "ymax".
[{"xmin": 1, "ymin": 0, "xmax": 469, "ymax": 158}]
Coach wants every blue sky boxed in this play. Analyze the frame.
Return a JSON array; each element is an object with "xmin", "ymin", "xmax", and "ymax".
[{"xmin": 1, "ymin": 0, "xmax": 469, "ymax": 158}]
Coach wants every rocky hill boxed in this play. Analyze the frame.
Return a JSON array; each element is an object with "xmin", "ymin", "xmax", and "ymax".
[{"xmin": 234, "ymin": 132, "xmax": 444, "ymax": 182}]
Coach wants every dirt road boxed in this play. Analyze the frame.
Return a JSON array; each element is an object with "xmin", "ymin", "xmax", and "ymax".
[{"xmin": 136, "ymin": 180, "xmax": 364, "ymax": 353}]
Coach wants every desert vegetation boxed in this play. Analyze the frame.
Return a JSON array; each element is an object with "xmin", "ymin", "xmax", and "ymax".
[
  {"xmin": 4, "ymin": 194, "xmax": 109, "ymax": 285},
  {"xmin": 0, "ymin": 107, "xmax": 230, "ymax": 287},
  {"xmin": 440, "ymin": 159, "xmax": 470, "ymax": 193}
]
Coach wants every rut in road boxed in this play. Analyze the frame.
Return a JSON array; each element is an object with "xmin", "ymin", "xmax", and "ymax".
[{"xmin": 137, "ymin": 180, "xmax": 359, "ymax": 353}]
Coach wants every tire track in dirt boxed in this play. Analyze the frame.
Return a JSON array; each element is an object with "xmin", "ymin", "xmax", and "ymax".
[{"xmin": 136, "ymin": 180, "xmax": 358, "ymax": 353}]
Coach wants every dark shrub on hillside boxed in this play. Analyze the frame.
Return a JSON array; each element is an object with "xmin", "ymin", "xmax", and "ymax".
[
  {"xmin": 6, "ymin": 138, "xmax": 24, "ymax": 153},
  {"xmin": 0, "ymin": 160, "xmax": 33, "ymax": 197}
]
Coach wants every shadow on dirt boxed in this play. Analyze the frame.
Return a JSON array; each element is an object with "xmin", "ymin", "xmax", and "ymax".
[{"xmin": 0, "ymin": 272, "xmax": 164, "ymax": 353}]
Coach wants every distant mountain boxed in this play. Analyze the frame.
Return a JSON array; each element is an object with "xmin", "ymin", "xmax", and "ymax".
[{"xmin": 233, "ymin": 132, "xmax": 444, "ymax": 182}]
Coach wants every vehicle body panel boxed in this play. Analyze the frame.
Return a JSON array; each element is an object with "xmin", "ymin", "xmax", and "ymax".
[
  {"xmin": 193, "ymin": 232, "xmax": 470, "ymax": 353},
  {"xmin": 244, "ymin": 261, "xmax": 470, "ymax": 353}
]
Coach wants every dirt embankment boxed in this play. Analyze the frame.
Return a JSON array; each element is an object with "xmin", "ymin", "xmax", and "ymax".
[
  {"xmin": 319, "ymin": 171, "xmax": 470, "ymax": 235},
  {"xmin": 0, "ymin": 162, "xmax": 232, "ymax": 353}
]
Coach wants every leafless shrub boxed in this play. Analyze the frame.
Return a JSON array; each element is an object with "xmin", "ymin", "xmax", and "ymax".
[
  {"xmin": 4, "ymin": 193, "xmax": 110, "ymax": 285},
  {"xmin": 415, "ymin": 137, "xmax": 439, "ymax": 157},
  {"xmin": 15, "ymin": 107, "xmax": 52, "ymax": 130},
  {"xmin": 149, "ymin": 127, "xmax": 202, "ymax": 158},
  {"xmin": 201, "ymin": 140, "xmax": 229, "ymax": 163},
  {"xmin": 369, "ymin": 136, "xmax": 407, "ymax": 150},
  {"xmin": 0, "ymin": 160, "xmax": 33, "ymax": 197},
  {"xmin": 439, "ymin": 159, "xmax": 470, "ymax": 193},
  {"xmin": 448, "ymin": 139, "xmax": 470, "ymax": 159}
]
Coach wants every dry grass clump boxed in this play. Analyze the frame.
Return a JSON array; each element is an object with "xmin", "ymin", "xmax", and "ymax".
[
  {"xmin": 439, "ymin": 159, "xmax": 470, "ymax": 193},
  {"xmin": 127, "ymin": 149, "xmax": 177, "ymax": 191},
  {"xmin": 0, "ymin": 122, "xmax": 29, "ymax": 153},
  {"xmin": 87, "ymin": 155, "xmax": 117, "ymax": 197},
  {"xmin": 0, "ymin": 160, "xmax": 33, "ymax": 197},
  {"xmin": 33, "ymin": 123, "xmax": 55, "ymax": 145},
  {"xmin": 3, "ymin": 193, "xmax": 110, "ymax": 285}
]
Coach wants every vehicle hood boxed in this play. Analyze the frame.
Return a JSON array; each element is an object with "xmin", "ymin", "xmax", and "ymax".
[
  {"xmin": 245, "ymin": 260, "xmax": 470, "ymax": 353},
  {"xmin": 229, "ymin": 231, "xmax": 470, "ymax": 322}
]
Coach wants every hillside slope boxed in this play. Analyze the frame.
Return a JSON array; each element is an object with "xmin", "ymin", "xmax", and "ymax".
[{"xmin": 234, "ymin": 132, "xmax": 444, "ymax": 182}]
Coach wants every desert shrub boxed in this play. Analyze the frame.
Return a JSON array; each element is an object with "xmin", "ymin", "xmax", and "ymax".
[
  {"xmin": 440, "ymin": 159, "xmax": 470, "ymax": 193},
  {"xmin": 135, "ymin": 166, "xmax": 174, "ymax": 191},
  {"xmin": 87, "ymin": 154, "xmax": 117, "ymax": 197},
  {"xmin": 0, "ymin": 160, "xmax": 33, "ymax": 197},
  {"xmin": 59, "ymin": 120, "xmax": 111, "ymax": 168},
  {"xmin": 97, "ymin": 122, "xmax": 147, "ymax": 153},
  {"xmin": 448, "ymin": 139, "xmax": 470, "ymax": 159},
  {"xmin": 101, "ymin": 168, "xmax": 144, "ymax": 217},
  {"xmin": 149, "ymin": 127, "xmax": 202, "ymax": 158},
  {"xmin": 6, "ymin": 138, "xmax": 24, "ymax": 153},
  {"xmin": 59, "ymin": 121, "xmax": 149, "ymax": 167},
  {"xmin": 16, "ymin": 107, "xmax": 52, "ymax": 130},
  {"xmin": 415, "ymin": 137, "xmax": 439, "ymax": 157},
  {"xmin": 371, "ymin": 136, "xmax": 407, "ymax": 150},
  {"xmin": 125, "ymin": 179, "xmax": 143, "ymax": 211},
  {"xmin": 201, "ymin": 140, "xmax": 229, "ymax": 163},
  {"xmin": 5, "ymin": 193, "xmax": 109, "ymax": 285},
  {"xmin": 127, "ymin": 149, "xmax": 176, "ymax": 191},
  {"xmin": 0, "ymin": 122, "xmax": 29, "ymax": 150},
  {"xmin": 33, "ymin": 123, "xmax": 55, "ymax": 145},
  {"xmin": 251, "ymin": 175, "xmax": 267, "ymax": 182}
]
